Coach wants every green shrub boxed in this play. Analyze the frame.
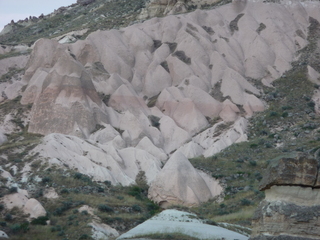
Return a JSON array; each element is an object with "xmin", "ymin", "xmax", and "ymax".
[
  {"xmin": 41, "ymin": 177, "xmax": 51, "ymax": 184},
  {"xmin": 269, "ymin": 111, "xmax": 279, "ymax": 117},
  {"xmin": 240, "ymin": 198, "xmax": 252, "ymax": 206},
  {"xmin": 98, "ymin": 204, "xmax": 113, "ymax": 213},
  {"xmin": 31, "ymin": 216, "xmax": 49, "ymax": 225},
  {"xmin": 128, "ymin": 185, "xmax": 144, "ymax": 199},
  {"xmin": 4, "ymin": 213, "xmax": 12, "ymax": 221},
  {"xmin": 131, "ymin": 204, "xmax": 141, "ymax": 212},
  {"xmin": 60, "ymin": 188, "xmax": 69, "ymax": 194},
  {"xmin": 9, "ymin": 186, "xmax": 18, "ymax": 194},
  {"xmin": 10, "ymin": 222, "xmax": 29, "ymax": 234},
  {"xmin": 249, "ymin": 160, "xmax": 257, "ymax": 167},
  {"xmin": 79, "ymin": 234, "xmax": 93, "ymax": 239},
  {"xmin": 0, "ymin": 221, "xmax": 7, "ymax": 227}
]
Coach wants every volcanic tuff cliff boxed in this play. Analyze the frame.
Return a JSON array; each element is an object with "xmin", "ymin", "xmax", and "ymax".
[
  {"xmin": 1, "ymin": 0, "xmax": 320, "ymax": 239},
  {"xmin": 250, "ymin": 154, "xmax": 320, "ymax": 240}
]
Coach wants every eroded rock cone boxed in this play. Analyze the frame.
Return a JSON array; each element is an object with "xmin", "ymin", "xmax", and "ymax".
[{"xmin": 148, "ymin": 151, "xmax": 222, "ymax": 207}]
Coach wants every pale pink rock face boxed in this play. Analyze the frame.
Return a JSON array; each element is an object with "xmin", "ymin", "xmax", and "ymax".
[
  {"xmin": 7, "ymin": 0, "xmax": 319, "ymax": 207},
  {"xmin": 21, "ymin": 0, "xmax": 315, "ymax": 142},
  {"xmin": 148, "ymin": 151, "xmax": 223, "ymax": 207},
  {"xmin": 1, "ymin": 190, "xmax": 46, "ymax": 219}
]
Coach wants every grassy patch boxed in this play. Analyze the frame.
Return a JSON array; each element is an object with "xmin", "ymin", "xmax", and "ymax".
[{"xmin": 130, "ymin": 232, "xmax": 213, "ymax": 240}]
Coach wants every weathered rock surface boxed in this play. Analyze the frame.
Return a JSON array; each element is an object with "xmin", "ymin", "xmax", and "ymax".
[
  {"xmin": 0, "ymin": 189, "xmax": 46, "ymax": 220},
  {"xmin": 1, "ymin": 0, "xmax": 319, "ymax": 210},
  {"xmin": 139, "ymin": 0, "xmax": 221, "ymax": 19},
  {"xmin": 250, "ymin": 154, "xmax": 320, "ymax": 240},
  {"xmin": 0, "ymin": 130, "xmax": 7, "ymax": 145},
  {"xmin": 148, "ymin": 151, "xmax": 222, "ymax": 207},
  {"xmin": 90, "ymin": 221, "xmax": 119, "ymax": 240},
  {"xmin": 117, "ymin": 209, "xmax": 248, "ymax": 240},
  {"xmin": 0, "ymin": 230, "xmax": 8, "ymax": 239},
  {"xmin": 259, "ymin": 154, "xmax": 320, "ymax": 190},
  {"xmin": 22, "ymin": 0, "xmax": 318, "ymax": 144},
  {"xmin": 31, "ymin": 133, "xmax": 162, "ymax": 186},
  {"xmin": 0, "ymin": 55, "xmax": 29, "ymax": 102}
]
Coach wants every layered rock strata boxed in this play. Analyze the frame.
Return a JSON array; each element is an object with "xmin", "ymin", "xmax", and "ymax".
[{"xmin": 250, "ymin": 154, "xmax": 320, "ymax": 240}]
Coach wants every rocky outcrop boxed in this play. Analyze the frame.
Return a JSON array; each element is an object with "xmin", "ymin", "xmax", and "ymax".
[
  {"xmin": 0, "ymin": 189, "xmax": 46, "ymax": 220},
  {"xmin": 30, "ymin": 133, "xmax": 162, "ymax": 185},
  {"xmin": 117, "ymin": 209, "xmax": 248, "ymax": 240},
  {"xmin": 138, "ymin": 0, "xmax": 222, "ymax": 19},
  {"xmin": 259, "ymin": 155, "xmax": 320, "ymax": 190},
  {"xmin": 148, "ymin": 151, "xmax": 222, "ymax": 207},
  {"xmin": 250, "ymin": 154, "xmax": 320, "ymax": 240},
  {"xmin": 21, "ymin": 0, "xmax": 318, "ymax": 151},
  {"xmin": 0, "ymin": 130, "xmax": 7, "ymax": 145}
]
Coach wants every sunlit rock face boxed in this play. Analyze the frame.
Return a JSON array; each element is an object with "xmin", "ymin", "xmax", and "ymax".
[{"xmin": 250, "ymin": 154, "xmax": 320, "ymax": 240}]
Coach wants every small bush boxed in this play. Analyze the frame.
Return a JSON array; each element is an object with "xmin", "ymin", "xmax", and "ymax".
[
  {"xmin": 74, "ymin": 172, "xmax": 92, "ymax": 183},
  {"xmin": 0, "ymin": 204, "xmax": 4, "ymax": 211},
  {"xmin": 10, "ymin": 222, "xmax": 29, "ymax": 234},
  {"xmin": 81, "ymin": 210, "xmax": 88, "ymax": 215},
  {"xmin": 98, "ymin": 204, "xmax": 113, "ymax": 213},
  {"xmin": 131, "ymin": 204, "xmax": 141, "ymax": 212},
  {"xmin": 57, "ymin": 230, "xmax": 65, "ymax": 236},
  {"xmin": 4, "ymin": 213, "xmax": 12, "ymax": 221},
  {"xmin": 104, "ymin": 180, "xmax": 112, "ymax": 187},
  {"xmin": 240, "ymin": 198, "xmax": 252, "ymax": 206},
  {"xmin": 51, "ymin": 225, "xmax": 62, "ymax": 232},
  {"xmin": 249, "ymin": 143, "xmax": 258, "ymax": 148},
  {"xmin": 79, "ymin": 234, "xmax": 93, "ymax": 239},
  {"xmin": 9, "ymin": 187, "xmax": 18, "ymax": 194},
  {"xmin": 128, "ymin": 185, "xmax": 143, "ymax": 199},
  {"xmin": 60, "ymin": 188, "xmax": 69, "ymax": 194},
  {"xmin": 0, "ymin": 221, "xmax": 7, "ymax": 227},
  {"xmin": 249, "ymin": 160, "xmax": 257, "ymax": 167},
  {"xmin": 269, "ymin": 111, "xmax": 279, "ymax": 117},
  {"xmin": 31, "ymin": 216, "xmax": 49, "ymax": 225},
  {"xmin": 41, "ymin": 177, "xmax": 51, "ymax": 184}
]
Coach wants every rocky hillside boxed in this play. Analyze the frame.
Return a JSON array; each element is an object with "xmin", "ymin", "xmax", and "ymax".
[{"xmin": 0, "ymin": 0, "xmax": 320, "ymax": 239}]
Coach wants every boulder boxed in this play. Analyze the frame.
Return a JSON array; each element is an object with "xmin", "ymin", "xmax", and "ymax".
[
  {"xmin": 259, "ymin": 154, "xmax": 319, "ymax": 191},
  {"xmin": 0, "ymin": 231, "xmax": 8, "ymax": 239},
  {"xmin": 23, "ymin": 198, "xmax": 47, "ymax": 219},
  {"xmin": 44, "ymin": 188, "xmax": 59, "ymax": 199},
  {"xmin": 1, "ymin": 189, "xmax": 46, "ymax": 220},
  {"xmin": 148, "ymin": 151, "xmax": 222, "ymax": 207},
  {"xmin": 90, "ymin": 221, "xmax": 119, "ymax": 240}
]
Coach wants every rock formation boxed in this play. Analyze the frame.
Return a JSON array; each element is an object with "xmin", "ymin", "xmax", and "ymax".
[
  {"xmin": 21, "ymin": 0, "xmax": 318, "ymax": 149},
  {"xmin": 30, "ymin": 133, "xmax": 162, "ymax": 185},
  {"xmin": 138, "ymin": 0, "xmax": 222, "ymax": 19},
  {"xmin": 148, "ymin": 151, "xmax": 223, "ymax": 207},
  {"xmin": 117, "ymin": 209, "xmax": 248, "ymax": 240},
  {"xmin": 250, "ymin": 154, "xmax": 320, "ymax": 240},
  {"xmin": 1, "ymin": 189, "xmax": 46, "ymax": 220},
  {"xmin": 12, "ymin": 0, "xmax": 319, "ymax": 207}
]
